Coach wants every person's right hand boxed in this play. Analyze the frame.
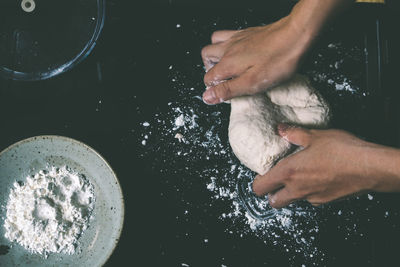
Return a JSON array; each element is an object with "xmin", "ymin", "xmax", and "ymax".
[{"xmin": 201, "ymin": 16, "xmax": 309, "ymax": 105}]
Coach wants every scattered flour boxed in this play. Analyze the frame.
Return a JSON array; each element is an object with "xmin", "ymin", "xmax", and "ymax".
[
  {"xmin": 138, "ymin": 40, "xmax": 381, "ymax": 265},
  {"xmin": 139, "ymin": 87, "xmax": 323, "ymax": 263},
  {"xmin": 3, "ymin": 166, "xmax": 95, "ymax": 257},
  {"xmin": 307, "ymin": 42, "xmax": 365, "ymax": 97}
]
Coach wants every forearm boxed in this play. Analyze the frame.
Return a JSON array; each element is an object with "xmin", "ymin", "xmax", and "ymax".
[
  {"xmin": 365, "ymin": 144, "xmax": 400, "ymax": 192},
  {"xmin": 287, "ymin": 0, "xmax": 354, "ymax": 52},
  {"xmin": 201, "ymin": 0, "xmax": 357, "ymax": 103}
]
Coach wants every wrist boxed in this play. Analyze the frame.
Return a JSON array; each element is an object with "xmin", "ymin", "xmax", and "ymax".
[
  {"xmin": 287, "ymin": 0, "xmax": 354, "ymax": 54},
  {"xmin": 362, "ymin": 144, "xmax": 400, "ymax": 192},
  {"xmin": 286, "ymin": 3, "xmax": 320, "ymax": 56}
]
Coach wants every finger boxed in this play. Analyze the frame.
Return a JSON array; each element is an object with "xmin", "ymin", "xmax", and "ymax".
[
  {"xmin": 277, "ymin": 124, "xmax": 312, "ymax": 148},
  {"xmin": 202, "ymin": 71, "xmax": 255, "ymax": 104},
  {"xmin": 268, "ymin": 187, "xmax": 296, "ymax": 209},
  {"xmin": 251, "ymin": 160, "xmax": 293, "ymax": 197},
  {"xmin": 311, "ymin": 202, "xmax": 322, "ymax": 207},
  {"xmin": 307, "ymin": 192, "xmax": 358, "ymax": 206},
  {"xmin": 203, "ymin": 60, "xmax": 242, "ymax": 87},
  {"xmin": 307, "ymin": 197, "xmax": 325, "ymax": 207},
  {"xmin": 201, "ymin": 43, "xmax": 225, "ymax": 71},
  {"xmin": 211, "ymin": 30, "xmax": 238, "ymax": 44}
]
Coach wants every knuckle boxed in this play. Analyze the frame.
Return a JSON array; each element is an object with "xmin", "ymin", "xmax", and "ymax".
[
  {"xmin": 282, "ymin": 166, "xmax": 296, "ymax": 183},
  {"xmin": 211, "ymin": 31, "xmax": 221, "ymax": 43},
  {"xmin": 203, "ymin": 72, "xmax": 211, "ymax": 85},
  {"xmin": 216, "ymin": 81, "xmax": 232, "ymax": 100},
  {"xmin": 201, "ymin": 46, "xmax": 209, "ymax": 59},
  {"xmin": 204, "ymin": 67, "xmax": 222, "ymax": 87}
]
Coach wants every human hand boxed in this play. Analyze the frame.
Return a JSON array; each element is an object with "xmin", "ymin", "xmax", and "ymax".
[
  {"xmin": 252, "ymin": 124, "xmax": 400, "ymax": 209},
  {"xmin": 201, "ymin": 0, "xmax": 353, "ymax": 105},
  {"xmin": 201, "ymin": 16, "xmax": 308, "ymax": 105}
]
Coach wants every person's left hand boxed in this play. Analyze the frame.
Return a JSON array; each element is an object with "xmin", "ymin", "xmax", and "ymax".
[
  {"xmin": 252, "ymin": 124, "xmax": 380, "ymax": 208},
  {"xmin": 200, "ymin": 15, "xmax": 310, "ymax": 105}
]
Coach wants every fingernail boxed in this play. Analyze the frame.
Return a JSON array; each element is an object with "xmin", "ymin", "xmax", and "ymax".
[{"xmin": 202, "ymin": 89, "xmax": 221, "ymax": 105}]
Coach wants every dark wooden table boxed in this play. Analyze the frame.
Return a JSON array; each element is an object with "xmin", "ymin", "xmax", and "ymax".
[{"xmin": 0, "ymin": 1, "xmax": 399, "ymax": 266}]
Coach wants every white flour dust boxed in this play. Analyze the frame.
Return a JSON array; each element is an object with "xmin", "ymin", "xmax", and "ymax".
[
  {"xmin": 138, "ymin": 40, "xmax": 385, "ymax": 265},
  {"xmin": 138, "ymin": 66, "xmax": 325, "ymax": 264},
  {"xmin": 307, "ymin": 42, "xmax": 366, "ymax": 97},
  {"xmin": 3, "ymin": 166, "xmax": 95, "ymax": 257}
]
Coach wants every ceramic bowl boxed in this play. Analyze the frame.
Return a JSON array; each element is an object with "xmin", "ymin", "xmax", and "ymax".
[{"xmin": 0, "ymin": 136, "xmax": 124, "ymax": 266}]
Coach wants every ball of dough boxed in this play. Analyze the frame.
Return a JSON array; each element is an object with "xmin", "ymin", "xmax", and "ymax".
[{"xmin": 228, "ymin": 74, "xmax": 330, "ymax": 175}]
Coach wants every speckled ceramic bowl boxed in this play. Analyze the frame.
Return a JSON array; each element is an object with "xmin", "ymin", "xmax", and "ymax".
[{"xmin": 0, "ymin": 136, "xmax": 124, "ymax": 266}]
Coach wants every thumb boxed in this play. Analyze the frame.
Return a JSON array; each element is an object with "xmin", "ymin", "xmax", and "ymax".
[
  {"xmin": 202, "ymin": 72, "xmax": 255, "ymax": 105},
  {"xmin": 277, "ymin": 124, "xmax": 312, "ymax": 148}
]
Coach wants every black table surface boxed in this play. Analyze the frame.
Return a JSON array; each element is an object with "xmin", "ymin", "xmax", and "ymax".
[{"xmin": 1, "ymin": 1, "xmax": 399, "ymax": 266}]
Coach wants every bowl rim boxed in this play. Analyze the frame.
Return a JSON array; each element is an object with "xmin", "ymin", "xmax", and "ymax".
[
  {"xmin": 0, "ymin": 0, "xmax": 106, "ymax": 81},
  {"xmin": 0, "ymin": 135, "xmax": 125, "ymax": 267}
]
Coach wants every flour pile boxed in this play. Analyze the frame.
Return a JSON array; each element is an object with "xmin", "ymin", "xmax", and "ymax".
[{"xmin": 4, "ymin": 166, "xmax": 95, "ymax": 257}]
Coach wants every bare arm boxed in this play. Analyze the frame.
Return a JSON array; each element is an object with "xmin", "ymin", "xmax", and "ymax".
[{"xmin": 201, "ymin": 0, "xmax": 354, "ymax": 104}]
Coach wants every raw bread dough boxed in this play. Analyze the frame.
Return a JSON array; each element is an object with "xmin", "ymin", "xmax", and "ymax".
[{"xmin": 228, "ymin": 74, "xmax": 330, "ymax": 175}]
